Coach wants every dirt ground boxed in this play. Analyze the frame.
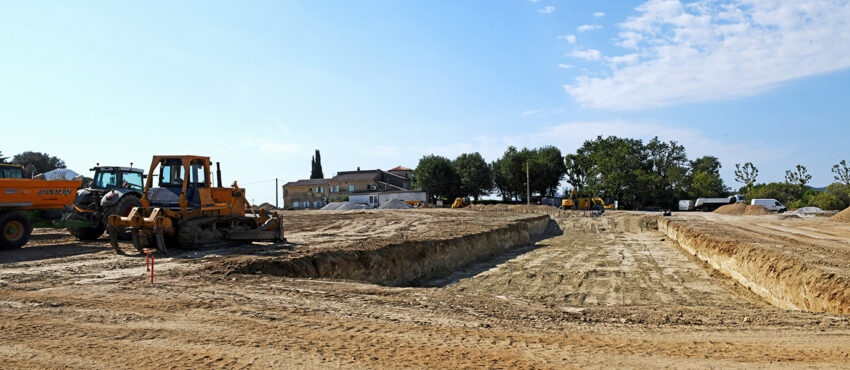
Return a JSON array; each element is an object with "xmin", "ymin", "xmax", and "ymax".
[{"xmin": 2, "ymin": 209, "xmax": 850, "ymax": 368}]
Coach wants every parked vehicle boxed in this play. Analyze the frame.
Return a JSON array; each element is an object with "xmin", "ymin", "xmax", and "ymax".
[
  {"xmin": 67, "ymin": 166, "xmax": 145, "ymax": 240},
  {"xmin": 695, "ymin": 194, "xmax": 745, "ymax": 212},
  {"xmin": 678, "ymin": 200, "xmax": 695, "ymax": 211},
  {"xmin": 751, "ymin": 199, "xmax": 787, "ymax": 213},
  {"xmin": 0, "ymin": 177, "xmax": 86, "ymax": 249}
]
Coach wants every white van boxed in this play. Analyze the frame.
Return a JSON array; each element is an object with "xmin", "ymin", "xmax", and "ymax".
[{"xmin": 751, "ymin": 199, "xmax": 787, "ymax": 213}]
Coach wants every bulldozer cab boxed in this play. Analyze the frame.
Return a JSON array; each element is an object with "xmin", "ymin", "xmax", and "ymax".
[{"xmin": 144, "ymin": 156, "xmax": 211, "ymax": 210}]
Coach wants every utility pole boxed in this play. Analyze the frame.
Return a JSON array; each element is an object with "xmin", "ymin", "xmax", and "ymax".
[
  {"xmin": 526, "ymin": 161, "xmax": 530, "ymax": 205},
  {"xmin": 275, "ymin": 178, "xmax": 279, "ymax": 208}
]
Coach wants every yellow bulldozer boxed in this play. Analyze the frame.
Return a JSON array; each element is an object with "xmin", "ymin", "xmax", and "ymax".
[{"xmin": 107, "ymin": 155, "xmax": 284, "ymax": 254}]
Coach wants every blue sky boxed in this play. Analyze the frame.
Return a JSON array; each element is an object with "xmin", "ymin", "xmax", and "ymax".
[{"xmin": 2, "ymin": 0, "xmax": 849, "ymax": 203}]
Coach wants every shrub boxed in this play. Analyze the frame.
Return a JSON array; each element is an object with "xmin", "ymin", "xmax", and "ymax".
[{"xmin": 807, "ymin": 193, "xmax": 845, "ymax": 210}]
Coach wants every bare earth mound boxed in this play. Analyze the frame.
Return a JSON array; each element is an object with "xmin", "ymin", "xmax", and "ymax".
[
  {"xmin": 744, "ymin": 205, "xmax": 772, "ymax": 215},
  {"xmin": 715, "ymin": 203, "xmax": 746, "ymax": 215},
  {"xmin": 832, "ymin": 206, "xmax": 850, "ymax": 223},
  {"xmin": 715, "ymin": 203, "xmax": 771, "ymax": 215}
]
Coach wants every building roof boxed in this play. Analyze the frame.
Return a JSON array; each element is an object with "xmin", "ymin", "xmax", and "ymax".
[
  {"xmin": 389, "ymin": 166, "xmax": 411, "ymax": 171},
  {"xmin": 283, "ymin": 178, "xmax": 329, "ymax": 187},
  {"xmin": 332, "ymin": 170, "xmax": 381, "ymax": 181}
]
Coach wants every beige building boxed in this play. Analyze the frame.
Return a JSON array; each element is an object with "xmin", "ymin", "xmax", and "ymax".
[{"xmin": 282, "ymin": 168, "xmax": 413, "ymax": 209}]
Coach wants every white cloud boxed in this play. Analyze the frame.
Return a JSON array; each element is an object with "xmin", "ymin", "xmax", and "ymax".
[
  {"xmin": 557, "ymin": 34, "xmax": 576, "ymax": 43},
  {"xmin": 558, "ymin": 64, "xmax": 574, "ymax": 69},
  {"xmin": 568, "ymin": 49, "xmax": 602, "ymax": 61},
  {"xmin": 605, "ymin": 53, "xmax": 639, "ymax": 65},
  {"xmin": 529, "ymin": 0, "xmax": 540, "ymax": 3},
  {"xmin": 593, "ymin": 12, "xmax": 606, "ymax": 17},
  {"xmin": 521, "ymin": 109, "xmax": 542, "ymax": 117},
  {"xmin": 577, "ymin": 24, "xmax": 602, "ymax": 32},
  {"xmin": 538, "ymin": 6, "xmax": 555, "ymax": 14},
  {"xmin": 565, "ymin": 0, "xmax": 850, "ymax": 110}
]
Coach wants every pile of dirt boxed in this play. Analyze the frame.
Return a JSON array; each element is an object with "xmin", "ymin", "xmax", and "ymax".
[
  {"xmin": 744, "ymin": 205, "xmax": 772, "ymax": 215},
  {"xmin": 832, "ymin": 206, "xmax": 850, "ymax": 223},
  {"xmin": 715, "ymin": 203, "xmax": 747, "ymax": 215},
  {"xmin": 715, "ymin": 203, "xmax": 771, "ymax": 215},
  {"xmin": 378, "ymin": 199, "xmax": 412, "ymax": 209}
]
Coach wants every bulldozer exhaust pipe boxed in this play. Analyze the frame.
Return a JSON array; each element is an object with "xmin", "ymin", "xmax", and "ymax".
[{"xmin": 216, "ymin": 162, "xmax": 223, "ymax": 188}]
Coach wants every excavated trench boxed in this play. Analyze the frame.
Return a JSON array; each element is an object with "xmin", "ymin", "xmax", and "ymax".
[
  {"xmin": 230, "ymin": 215, "xmax": 558, "ymax": 287},
  {"xmin": 230, "ymin": 212, "xmax": 850, "ymax": 314},
  {"xmin": 659, "ymin": 218, "xmax": 850, "ymax": 315}
]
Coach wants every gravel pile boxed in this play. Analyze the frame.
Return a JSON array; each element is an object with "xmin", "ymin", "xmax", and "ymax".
[
  {"xmin": 793, "ymin": 207, "xmax": 825, "ymax": 215},
  {"xmin": 378, "ymin": 199, "xmax": 412, "ymax": 209},
  {"xmin": 320, "ymin": 202, "xmax": 344, "ymax": 211},
  {"xmin": 337, "ymin": 202, "xmax": 368, "ymax": 211}
]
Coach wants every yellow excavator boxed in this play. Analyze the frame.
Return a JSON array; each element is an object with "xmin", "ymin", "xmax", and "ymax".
[
  {"xmin": 107, "ymin": 155, "xmax": 284, "ymax": 254},
  {"xmin": 561, "ymin": 190, "xmax": 613, "ymax": 210}
]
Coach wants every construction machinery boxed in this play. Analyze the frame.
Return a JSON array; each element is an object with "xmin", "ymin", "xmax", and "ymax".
[
  {"xmin": 560, "ymin": 190, "xmax": 613, "ymax": 210},
  {"xmin": 0, "ymin": 176, "xmax": 86, "ymax": 249},
  {"xmin": 107, "ymin": 155, "xmax": 285, "ymax": 254},
  {"xmin": 67, "ymin": 166, "xmax": 145, "ymax": 240},
  {"xmin": 0, "ymin": 164, "xmax": 24, "ymax": 179},
  {"xmin": 451, "ymin": 197, "xmax": 469, "ymax": 208}
]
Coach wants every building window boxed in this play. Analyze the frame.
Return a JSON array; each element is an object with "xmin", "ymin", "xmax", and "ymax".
[
  {"xmin": 313, "ymin": 201, "xmax": 318, "ymax": 208},
  {"xmin": 293, "ymin": 201, "xmax": 299, "ymax": 208},
  {"xmin": 348, "ymin": 184, "xmax": 355, "ymax": 192}
]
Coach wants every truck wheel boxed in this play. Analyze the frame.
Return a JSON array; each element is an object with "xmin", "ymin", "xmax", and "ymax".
[
  {"xmin": 69, "ymin": 225, "xmax": 105, "ymax": 240},
  {"xmin": 0, "ymin": 211, "xmax": 32, "ymax": 249},
  {"xmin": 104, "ymin": 195, "xmax": 142, "ymax": 240}
]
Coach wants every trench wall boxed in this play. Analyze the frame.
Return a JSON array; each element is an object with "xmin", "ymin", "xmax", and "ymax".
[
  {"xmin": 659, "ymin": 217, "xmax": 850, "ymax": 315},
  {"xmin": 233, "ymin": 215, "xmax": 554, "ymax": 286}
]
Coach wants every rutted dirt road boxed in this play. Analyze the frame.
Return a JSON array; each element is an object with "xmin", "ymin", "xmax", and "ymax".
[
  {"xmin": 445, "ymin": 221, "xmax": 764, "ymax": 308},
  {"xmin": 1, "ymin": 209, "xmax": 850, "ymax": 368}
]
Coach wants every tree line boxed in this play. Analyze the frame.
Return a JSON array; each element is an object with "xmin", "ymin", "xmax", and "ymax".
[
  {"xmin": 411, "ymin": 136, "xmax": 849, "ymax": 210},
  {"xmin": 0, "ymin": 150, "xmax": 66, "ymax": 178},
  {"xmin": 733, "ymin": 160, "xmax": 850, "ymax": 210}
]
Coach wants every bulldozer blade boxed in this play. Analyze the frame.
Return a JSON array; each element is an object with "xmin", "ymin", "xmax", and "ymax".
[{"xmin": 154, "ymin": 225, "xmax": 169, "ymax": 255}]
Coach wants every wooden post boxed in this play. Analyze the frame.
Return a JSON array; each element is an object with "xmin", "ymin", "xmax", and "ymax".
[
  {"xmin": 526, "ymin": 161, "xmax": 530, "ymax": 205},
  {"xmin": 275, "ymin": 178, "xmax": 279, "ymax": 209}
]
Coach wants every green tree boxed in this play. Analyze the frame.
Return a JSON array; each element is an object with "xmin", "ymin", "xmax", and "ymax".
[
  {"xmin": 825, "ymin": 183, "xmax": 850, "ymax": 207},
  {"xmin": 784, "ymin": 164, "xmax": 811, "ymax": 194},
  {"xmin": 734, "ymin": 162, "xmax": 758, "ymax": 194},
  {"xmin": 413, "ymin": 155, "xmax": 460, "ymax": 203},
  {"xmin": 531, "ymin": 146, "xmax": 567, "ymax": 197},
  {"xmin": 492, "ymin": 146, "xmax": 529, "ymax": 202},
  {"xmin": 564, "ymin": 153, "xmax": 589, "ymax": 195},
  {"xmin": 453, "ymin": 152, "xmax": 493, "ymax": 201},
  {"xmin": 807, "ymin": 193, "xmax": 845, "ymax": 210},
  {"xmin": 11, "ymin": 151, "xmax": 66, "ymax": 178},
  {"xmin": 310, "ymin": 149, "xmax": 324, "ymax": 179},
  {"xmin": 691, "ymin": 156, "xmax": 721, "ymax": 175},
  {"xmin": 687, "ymin": 156, "xmax": 728, "ymax": 198},
  {"xmin": 0, "ymin": 150, "xmax": 8, "ymax": 163},
  {"xmin": 690, "ymin": 170, "xmax": 727, "ymax": 198},
  {"xmin": 577, "ymin": 136, "xmax": 647, "ymax": 209},
  {"xmin": 645, "ymin": 138, "xmax": 689, "ymax": 207},
  {"xmin": 833, "ymin": 160, "xmax": 850, "ymax": 185}
]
